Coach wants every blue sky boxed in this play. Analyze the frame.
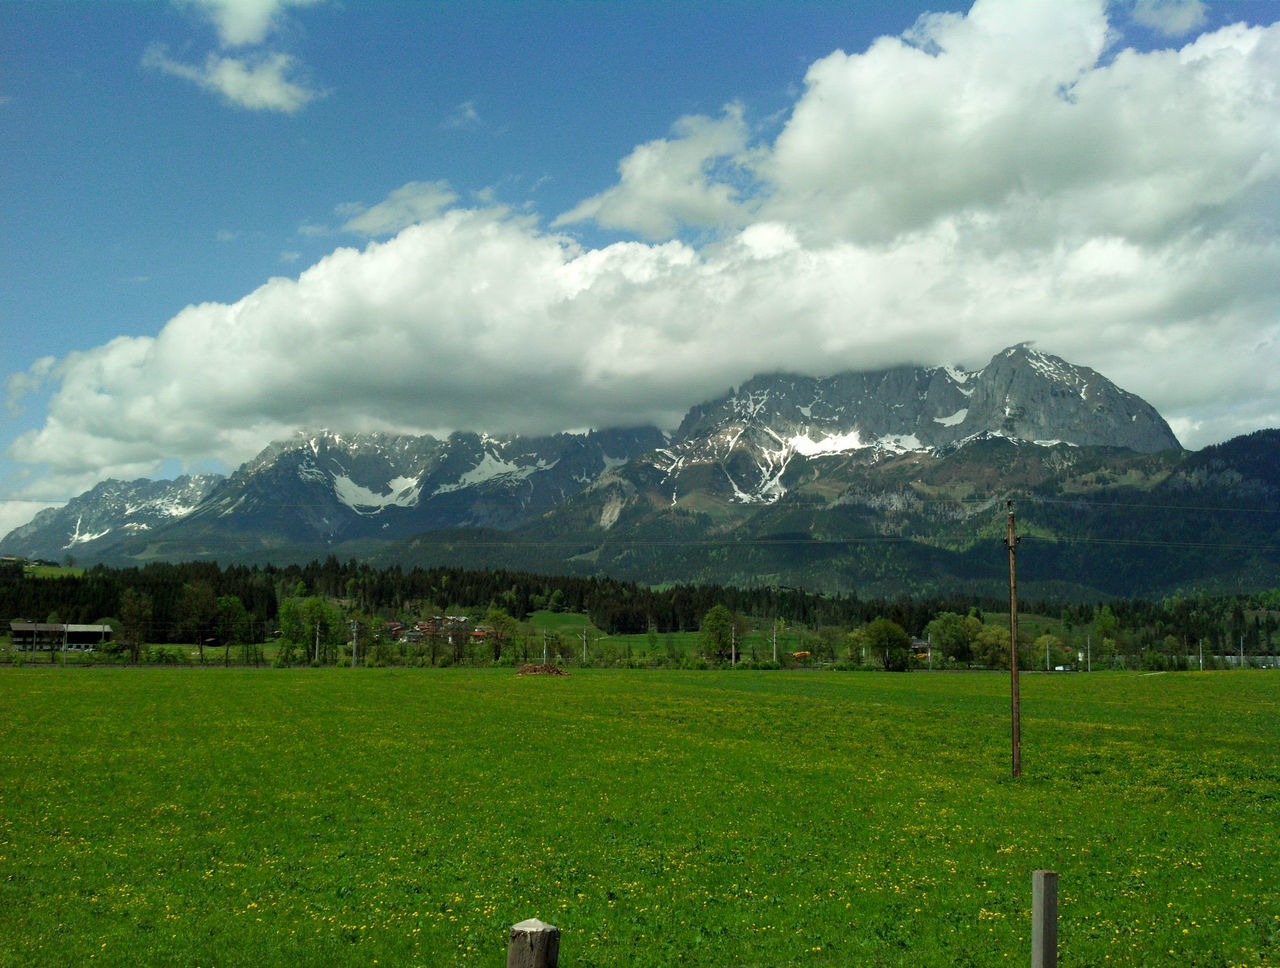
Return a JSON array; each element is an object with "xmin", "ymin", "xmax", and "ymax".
[
  {"xmin": 3, "ymin": 0, "xmax": 1279, "ymax": 536},
  {"xmin": 4, "ymin": 1, "xmax": 957, "ymax": 367}
]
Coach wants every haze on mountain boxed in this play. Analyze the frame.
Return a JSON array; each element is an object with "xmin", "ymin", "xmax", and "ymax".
[{"xmin": 3, "ymin": 0, "xmax": 1279, "ymax": 540}]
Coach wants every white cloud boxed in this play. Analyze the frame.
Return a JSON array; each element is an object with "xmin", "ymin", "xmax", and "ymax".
[
  {"xmin": 555, "ymin": 105, "xmax": 752, "ymax": 240},
  {"xmin": 143, "ymin": 45, "xmax": 320, "ymax": 113},
  {"xmin": 6, "ymin": 356, "xmax": 56, "ymax": 414},
  {"xmin": 147, "ymin": 0, "xmax": 324, "ymax": 111},
  {"xmin": 189, "ymin": 0, "xmax": 321, "ymax": 48},
  {"xmin": 0, "ymin": 502, "xmax": 63, "ymax": 542},
  {"xmin": 1131, "ymin": 0, "xmax": 1207, "ymax": 37},
  {"xmin": 11, "ymin": 0, "xmax": 1280, "ymax": 499},
  {"xmin": 341, "ymin": 181, "xmax": 460, "ymax": 237},
  {"xmin": 443, "ymin": 99, "xmax": 482, "ymax": 130},
  {"xmin": 754, "ymin": 0, "xmax": 1280, "ymax": 250}
]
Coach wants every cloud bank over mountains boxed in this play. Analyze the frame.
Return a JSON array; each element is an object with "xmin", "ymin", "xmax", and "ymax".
[{"xmin": 9, "ymin": 0, "xmax": 1280, "ymax": 500}]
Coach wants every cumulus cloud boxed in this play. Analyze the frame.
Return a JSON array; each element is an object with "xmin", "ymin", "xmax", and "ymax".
[
  {"xmin": 757, "ymin": 3, "xmax": 1280, "ymax": 249},
  {"xmin": 12, "ymin": 0, "xmax": 1280, "ymax": 498},
  {"xmin": 555, "ymin": 105, "xmax": 752, "ymax": 240}
]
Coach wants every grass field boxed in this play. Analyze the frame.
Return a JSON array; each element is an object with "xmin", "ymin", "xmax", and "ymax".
[
  {"xmin": 0, "ymin": 669, "xmax": 1276, "ymax": 967},
  {"xmin": 21, "ymin": 565, "xmax": 84, "ymax": 579}
]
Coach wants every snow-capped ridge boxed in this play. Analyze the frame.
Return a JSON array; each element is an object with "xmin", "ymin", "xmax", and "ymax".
[{"xmin": 0, "ymin": 345, "xmax": 1181, "ymax": 560}]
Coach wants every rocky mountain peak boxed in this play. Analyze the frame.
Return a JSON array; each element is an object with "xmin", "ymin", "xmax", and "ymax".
[
  {"xmin": 1, "ymin": 474, "xmax": 224, "ymax": 558},
  {"xmin": 1, "ymin": 344, "xmax": 1184, "ymax": 560},
  {"xmin": 647, "ymin": 344, "xmax": 1180, "ymax": 507},
  {"xmin": 962, "ymin": 345, "xmax": 1180, "ymax": 452}
]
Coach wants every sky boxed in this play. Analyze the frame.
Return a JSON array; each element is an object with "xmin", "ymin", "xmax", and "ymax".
[{"xmin": 3, "ymin": 0, "xmax": 1279, "ymax": 537}]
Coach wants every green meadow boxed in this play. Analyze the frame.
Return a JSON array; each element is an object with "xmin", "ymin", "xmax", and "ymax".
[{"xmin": 0, "ymin": 669, "xmax": 1276, "ymax": 968}]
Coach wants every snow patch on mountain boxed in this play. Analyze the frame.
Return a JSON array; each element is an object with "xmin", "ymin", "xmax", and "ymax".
[
  {"xmin": 878, "ymin": 434, "xmax": 925, "ymax": 453},
  {"xmin": 433, "ymin": 454, "xmax": 559, "ymax": 495},
  {"xmin": 333, "ymin": 475, "xmax": 422, "ymax": 515},
  {"xmin": 122, "ymin": 496, "xmax": 203, "ymax": 519},
  {"xmin": 64, "ymin": 515, "xmax": 111, "ymax": 549},
  {"xmin": 1020, "ymin": 347, "xmax": 1090, "ymax": 400},
  {"xmin": 934, "ymin": 408, "xmax": 968, "ymax": 427},
  {"xmin": 789, "ymin": 430, "xmax": 867, "ymax": 456}
]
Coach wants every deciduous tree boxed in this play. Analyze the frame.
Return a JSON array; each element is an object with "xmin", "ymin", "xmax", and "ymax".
[
  {"xmin": 924, "ymin": 611, "xmax": 980, "ymax": 666},
  {"xmin": 699, "ymin": 605, "xmax": 735, "ymax": 663},
  {"xmin": 119, "ymin": 588, "xmax": 152, "ymax": 665},
  {"xmin": 864, "ymin": 617, "xmax": 911, "ymax": 672}
]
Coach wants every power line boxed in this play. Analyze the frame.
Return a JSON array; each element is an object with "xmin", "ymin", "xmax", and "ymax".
[
  {"xmin": 1019, "ymin": 495, "xmax": 1280, "ymax": 515},
  {"xmin": 342, "ymin": 533, "xmax": 1280, "ymax": 552},
  {"xmin": 141, "ymin": 493, "xmax": 1280, "ymax": 516},
  {"xmin": 1020, "ymin": 534, "xmax": 1279, "ymax": 552}
]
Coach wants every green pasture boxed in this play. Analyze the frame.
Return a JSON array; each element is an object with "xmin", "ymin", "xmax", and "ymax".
[
  {"xmin": 0, "ymin": 669, "xmax": 1276, "ymax": 967},
  {"xmin": 22, "ymin": 564, "xmax": 84, "ymax": 579},
  {"xmin": 526, "ymin": 610, "xmax": 595, "ymax": 632},
  {"xmin": 524, "ymin": 612, "xmax": 807, "ymax": 664}
]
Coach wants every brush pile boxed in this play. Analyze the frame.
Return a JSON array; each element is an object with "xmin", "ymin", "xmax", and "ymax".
[{"xmin": 516, "ymin": 663, "xmax": 569, "ymax": 676}]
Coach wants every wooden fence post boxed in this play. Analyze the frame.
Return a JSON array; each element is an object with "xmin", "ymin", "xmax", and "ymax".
[
  {"xmin": 1032, "ymin": 869, "xmax": 1058, "ymax": 968},
  {"xmin": 507, "ymin": 918, "xmax": 560, "ymax": 968}
]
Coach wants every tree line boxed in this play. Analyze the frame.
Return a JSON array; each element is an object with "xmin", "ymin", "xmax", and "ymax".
[{"xmin": 2, "ymin": 557, "xmax": 1276, "ymax": 668}]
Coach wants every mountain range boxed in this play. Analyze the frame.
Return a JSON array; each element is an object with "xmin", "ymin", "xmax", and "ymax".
[{"xmin": 6, "ymin": 344, "xmax": 1276, "ymax": 600}]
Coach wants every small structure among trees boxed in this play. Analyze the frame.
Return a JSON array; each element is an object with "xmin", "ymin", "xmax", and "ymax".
[{"xmin": 9, "ymin": 621, "xmax": 113, "ymax": 656}]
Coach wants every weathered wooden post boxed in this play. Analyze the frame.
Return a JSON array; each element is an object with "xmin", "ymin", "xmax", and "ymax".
[
  {"xmin": 507, "ymin": 918, "xmax": 560, "ymax": 968},
  {"xmin": 1032, "ymin": 869, "xmax": 1058, "ymax": 968}
]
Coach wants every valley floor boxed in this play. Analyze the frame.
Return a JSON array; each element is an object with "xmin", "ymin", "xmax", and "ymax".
[{"xmin": 0, "ymin": 669, "xmax": 1276, "ymax": 967}]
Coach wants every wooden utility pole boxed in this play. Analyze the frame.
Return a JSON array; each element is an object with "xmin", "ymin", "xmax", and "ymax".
[{"xmin": 1006, "ymin": 501, "xmax": 1022, "ymax": 779}]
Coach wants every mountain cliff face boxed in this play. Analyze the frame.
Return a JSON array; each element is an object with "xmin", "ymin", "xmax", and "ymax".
[
  {"xmin": 650, "ymin": 345, "xmax": 1179, "ymax": 506},
  {"xmin": 4, "ymin": 427, "xmax": 667, "ymax": 562},
  {"xmin": 3, "ymin": 475, "xmax": 224, "ymax": 560},
  {"xmin": 387, "ymin": 430, "xmax": 1280, "ymax": 600},
  {"xmin": 1, "ymin": 346, "xmax": 1192, "ymax": 587},
  {"xmin": 965, "ymin": 345, "xmax": 1177, "ymax": 452}
]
